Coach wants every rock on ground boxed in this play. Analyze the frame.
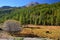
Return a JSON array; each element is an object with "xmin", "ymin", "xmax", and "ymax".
[{"xmin": 23, "ymin": 38, "xmax": 53, "ymax": 40}]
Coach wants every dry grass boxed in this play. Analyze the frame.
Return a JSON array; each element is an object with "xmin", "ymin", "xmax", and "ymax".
[{"xmin": 12, "ymin": 25, "xmax": 60, "ymax": 40}]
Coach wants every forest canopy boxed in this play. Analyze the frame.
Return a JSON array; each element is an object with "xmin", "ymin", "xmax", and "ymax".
[{"xmin": 0, "ymin": 2, "xmax": 60, "ymax": 26}]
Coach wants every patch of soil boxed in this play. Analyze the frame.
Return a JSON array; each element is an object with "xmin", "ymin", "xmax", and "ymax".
[{"xmin": 0, "ymin": 31, "xmax": 13, "ymax": 38}]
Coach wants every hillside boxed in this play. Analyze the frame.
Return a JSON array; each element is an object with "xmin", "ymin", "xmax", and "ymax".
[{"xmin": 0, "ymin": 2, "xmax": 60, "ymax": 26}]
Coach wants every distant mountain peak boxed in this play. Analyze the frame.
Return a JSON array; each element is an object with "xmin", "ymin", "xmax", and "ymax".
[{"xmin": 26, "ymin": 2, "xmax": 39, "ymax": 7}]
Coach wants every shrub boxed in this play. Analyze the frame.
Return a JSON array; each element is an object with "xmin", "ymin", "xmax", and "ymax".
[{"xmin": 2, "ymin": 20, "xmax": 22, "ymax": 32}]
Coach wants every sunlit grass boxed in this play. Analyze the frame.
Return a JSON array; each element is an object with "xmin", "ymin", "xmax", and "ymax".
[
  {"xmin": 14, "ymin": 37, "xmax": 23, "ymax": 40},
  {"xmin": 19, "ymin": 26, "xmax": 60, "ymax": 40}
]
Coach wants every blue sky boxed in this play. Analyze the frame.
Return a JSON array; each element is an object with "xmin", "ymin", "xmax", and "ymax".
[{"xmin": 0, "ymin": 0, "xmax": 60, "ymax": 7}]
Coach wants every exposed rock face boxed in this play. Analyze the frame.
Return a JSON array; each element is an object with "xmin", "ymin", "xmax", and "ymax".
[{"xmin": 2, "ymin": 20, "xmax": 22, "ymax": 32}]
